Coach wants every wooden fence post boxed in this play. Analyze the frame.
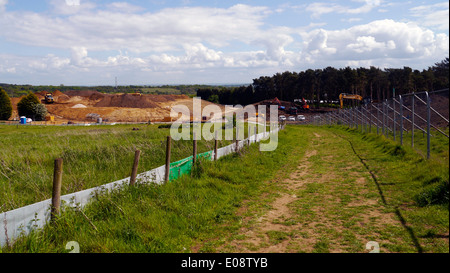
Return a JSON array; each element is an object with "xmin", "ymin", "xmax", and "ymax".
[
  {"xmin": 130, "ymin": 150, "xmax": 141, "ymax": 186},
  {"xmin": 165, "ymin": 136, "xmax": 171, "ymax": 183},
  {"xmin": 193, "ymin": 133, "xmax": 197, "ymax": 165},
  {"xmin": 51, "ymin": 158, "xmax": 63, "ymax": 222},
  {"xmin": 214, "ymin": 131, "xmax": 218, "ymax": 161}
]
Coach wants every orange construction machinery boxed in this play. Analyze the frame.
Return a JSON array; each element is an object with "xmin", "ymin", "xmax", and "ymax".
[
  {"xmin": 300, "ymin": 98, "xmax": 309, "ymax": 110},
  {"xmin": 339, "ymin": 93, "xmax": 363, "ymax": 109}
]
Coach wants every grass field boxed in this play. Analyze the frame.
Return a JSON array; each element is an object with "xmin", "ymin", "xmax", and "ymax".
[
  {"xmin": 0, "ymin": 123, "xmax": 248, "ymax": 211},
  {"xmin": 218, "ymin": 126, "xmax": 448, "ymax": 253},
  {"xmin": 1, "ymin": 124, "xmax": 448, "ymax": 253}
]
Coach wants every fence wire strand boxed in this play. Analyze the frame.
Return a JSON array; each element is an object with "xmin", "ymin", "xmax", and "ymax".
[{"xmin": 313, "ymin": 89, "xmax": 449, "ymax": 159}]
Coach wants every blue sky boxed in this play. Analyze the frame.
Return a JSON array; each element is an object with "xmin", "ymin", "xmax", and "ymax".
[{"xmin": 0, "ymin": 0, "xmax": 448, "ymax": 85}]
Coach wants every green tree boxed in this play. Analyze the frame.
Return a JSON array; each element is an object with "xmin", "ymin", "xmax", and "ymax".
[
  {"xmin": 17, "ymin": 92, "xmax": 47, "ymax": 121},
  {"xmin": 0, "ymin": 87, "xmax": 13, "ymax": 120}
]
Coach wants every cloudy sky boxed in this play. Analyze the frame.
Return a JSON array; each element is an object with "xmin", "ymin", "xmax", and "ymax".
[{"xmin": 0, "ymin": 0, "xmax": 448, "ymax": 85}]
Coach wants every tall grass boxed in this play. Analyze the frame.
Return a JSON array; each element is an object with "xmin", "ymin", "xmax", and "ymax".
[
  {"xmin": 1, "ymin": 124, "xmax": 247, "ymax": 212},
  {"xmin": 2, "ymin": 126, "xmax": 306, "ymax": 253},
  {"xmin": 328, "ymin": 126, "xmax": 448, "ymax": 252}
]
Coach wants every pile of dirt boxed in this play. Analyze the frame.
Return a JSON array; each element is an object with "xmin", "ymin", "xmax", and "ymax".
[
  {"xmin": 64, "ymin": 90, "xmax": 104, "ymax": 98},
  {"xmin": 71, "ymin": 104, "xmax": 87, "ymax": 108},
  {"xmin": 94, "ymin": 94, "xmax": 159, "ymax": 108},
  {"xmin": 8, "ymin": 90, "xmax": 221, "ymax": 123},
  {"xmin": 53, "ymin": 91, "xmax": 71, "ymax": 103},
  {"xmin": 146, "ymin": 94, "xmax": 188, "ymax": 103},
  {"xmin": 52, "ymin": 90, "xmax": 65, "ymax": 97}
]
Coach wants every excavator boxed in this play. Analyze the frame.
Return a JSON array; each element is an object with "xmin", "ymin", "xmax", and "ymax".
[{"xmin": 339, "ymin": 93, "xmax": 362, "ymax": 109}]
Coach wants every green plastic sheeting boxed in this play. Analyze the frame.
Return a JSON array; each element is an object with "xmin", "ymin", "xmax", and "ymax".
[{"xmin": 169, "ymin": 151, "xmax": 212, "ymax": 180}]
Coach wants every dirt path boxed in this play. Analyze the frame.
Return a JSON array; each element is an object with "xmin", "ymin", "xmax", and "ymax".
[{"xmin": 219, "ymin": 130, "xmax": 405, "ymax": 253}]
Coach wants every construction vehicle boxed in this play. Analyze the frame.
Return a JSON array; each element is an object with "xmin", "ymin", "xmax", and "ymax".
[
  {"xmin": 339, "ymin": 93, "xmax": 362, "ymax": 109},
  {"xmin": 43, "ymin": 93, "xmax": 54, "ymax": 104},
  {"xmin": 271, "ymin": 98, "xmax": 286, "ymax": 110},
  {"xmin": 294, "ymin": 98, "xmax": 310, "ymax": 111},
  {"xmin": 271, "ymin": 97, "xmax": 281, "ymax": 105},
  {"xmin": 287, "ymin": 107, "xmax": 298, "ymax": 115},
  {"xmin": 300, "ymin": 98, "xmax": 309, "ymax": 110}
]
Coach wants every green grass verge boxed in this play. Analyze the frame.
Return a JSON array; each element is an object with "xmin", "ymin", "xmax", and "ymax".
[
  {"xmin": 2, "ymin": 126, "xmax": 306, "ymax": 253},
  {"xmin": 2, "ymin": 124, "xmax": 447, "ymax": 253},
  {"xmin": 1, "ymin": 123, "xmax": 264, "ymax": 211},
  {"xmin": 325, "ymin": 126, "xmax": 448, "ymax": 252}
]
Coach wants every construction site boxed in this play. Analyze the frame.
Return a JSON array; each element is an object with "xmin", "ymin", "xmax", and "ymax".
[
  {"xmin": 9, "ymin": 90, "xmax": 228, "ymax": 124},
  {"xmin": 7, "ymin": 90, "xmax": 337, "ymax": 125}
]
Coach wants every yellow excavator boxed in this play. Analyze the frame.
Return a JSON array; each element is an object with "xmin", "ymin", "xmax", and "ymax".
[{"xmin": 339, "ymin": 93, "xmax": 363, "ymax": 109}]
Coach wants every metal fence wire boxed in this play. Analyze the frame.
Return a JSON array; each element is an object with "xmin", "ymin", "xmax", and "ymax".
[{"xmin": 314, "ymin": 89, "xmax": 449, "ymax": 159}]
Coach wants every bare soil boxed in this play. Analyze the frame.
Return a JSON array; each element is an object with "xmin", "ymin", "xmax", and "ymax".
[{"xmin": 9, "ymin": 91, "xmax": 224, "ymax": 123}]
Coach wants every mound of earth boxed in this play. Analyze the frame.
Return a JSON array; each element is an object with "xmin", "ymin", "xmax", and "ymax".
[
  {"xmin": 64, "ymin": 90, "xmax": 104, "ymax": 97},
  {"xmin": 7, "ymin": 90, "xmax": 224, "ymax": 123},
  {"xmin": 94, "ymin": 93, "xmax": 159, "ymax": 108}
]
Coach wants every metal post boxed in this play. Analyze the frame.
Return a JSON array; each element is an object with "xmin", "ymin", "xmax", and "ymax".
[
  {"xmin": 399, "ymin": 95, "xmax": 403, "ymax": 145},
  {"xmin": 411, "ymin": 94, "xmax": 415, "ymax": 148},
  {"xmin": 426, "ymin": 92, "xmax": 431, "ymax": 159},
  {"xmin": 382, "ymin": 101, "xmax": 385, "ymax": 136},
  {"xmin": 364, "ymin": 106, "xmax": 368, "ymax": 133},
  {"xmin": 393, "ymin": 96, "xmax": 396, "ymax": 141},
  {"xmin": 363, "ymin": 106, "xmax": 366, "ymax": 133},
  {"xmin": 376, "ymin": 103, "xmax": 379, "ymax": 135},
  {"xmin": 385, "ymin": 99, "xmax": 388, "ymax": 138}
]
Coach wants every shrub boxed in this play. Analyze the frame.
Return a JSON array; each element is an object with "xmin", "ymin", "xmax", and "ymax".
[
  {"xmin": 17, "ymin": 92, "xmax": 47, "ymax": 121},
  {"xmin": 0, "ymin": 87, "xmax": 12, "ymax": 120}
]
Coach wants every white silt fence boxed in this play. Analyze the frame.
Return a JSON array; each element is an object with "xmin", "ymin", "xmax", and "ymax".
[{"xmin": 0, "ymin": 126, "xmax": 280, "ymax": 247}]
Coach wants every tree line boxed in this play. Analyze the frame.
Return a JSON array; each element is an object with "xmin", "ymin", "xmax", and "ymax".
[
  {"xmin": 0, "ymin": 84, "xmax": 202, "ymax": 98},
  {"xmin": 197, "ymin": 58, "xmax": 449, "ymax": 106}
]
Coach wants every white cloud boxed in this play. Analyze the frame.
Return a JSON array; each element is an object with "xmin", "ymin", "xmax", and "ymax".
[
  {"xmin": 106, "ymin": 2, "xmax": 144, "ymax": 13},
  {"xmin": 0, "ymin": 2, "xmax": 448, "ymax": 85},
  {"xmin": 347, "ymin": 36, "xmax": 386, "ymax": 53},
  {"xmin": 0, "ymin": 0, "xmax": 7, "ymax": 13},
  {"xmin": 51, "ymin": 0, "xmax": 95, "ymax": 15},
  {"xmin": 300, "ymin": 19, "xmax": 449, "ymax": 66},
  {"xmin": 410, "ymin": 2, "xmax": 449, "ymax": 31},
  {"xmin": 306, "ymin": 0, "xmax": 383, "ymax": 18},
  {"xmin": 0, "ymin": 4, "xmax": 271, "ymax": 53}
]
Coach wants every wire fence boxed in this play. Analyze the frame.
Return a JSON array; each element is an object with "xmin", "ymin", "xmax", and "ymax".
[{"xmin": 312, "ymin": 89, "xmax": 449, "ymax": 159}]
